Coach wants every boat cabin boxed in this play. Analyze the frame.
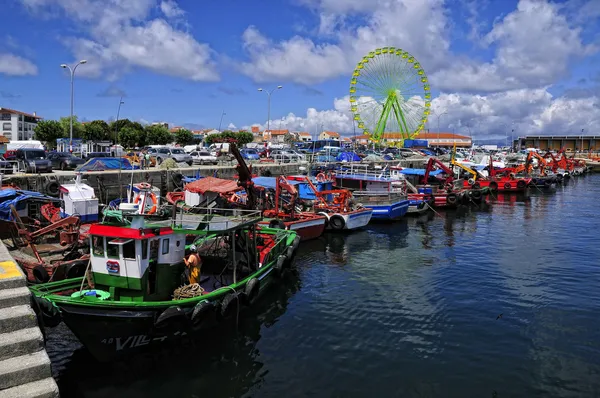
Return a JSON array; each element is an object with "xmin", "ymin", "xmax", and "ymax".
[
  {"xmin": 60, "ymin": 176, "xmax": 99, "ymax": 222},
  {"xmin": 89, "ymin": 215, "xmax": 186, "ymax": 301}
]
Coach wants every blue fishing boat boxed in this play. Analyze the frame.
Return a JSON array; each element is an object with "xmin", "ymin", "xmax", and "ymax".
[{"xmin": 333, "ymin": 165, "xmax": 410, "ymax": 220}]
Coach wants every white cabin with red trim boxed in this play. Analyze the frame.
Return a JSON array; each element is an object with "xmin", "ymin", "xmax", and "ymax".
[{"xmin": 89, "ymin": 215, "xmax": 186, "ymax": 300}]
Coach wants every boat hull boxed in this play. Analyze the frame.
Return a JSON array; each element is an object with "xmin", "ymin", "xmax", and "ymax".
[
  {"xmin": 260, "ymin": 216, "xmax": 326, "ymax": 241},
  {"xmin": 320, "ymin": 208, "xmax": 373, "ymax": 230},
  {"xmin": 367, "ymin": 200, "xmax": 409, "ymax": 220}
]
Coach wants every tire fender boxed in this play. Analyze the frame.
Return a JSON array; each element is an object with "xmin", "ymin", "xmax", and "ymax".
[
  {"xmin": 329, "ymin": 215, "xmax": 345, "ymax": 230},
  {"xmin": 244, "ymin": 278, "xmax": 260, "ymax": 304},
  {"xmin": 191, "ymin": 300, "xmax": 216, "ymax": 327},
  {"xmin": 220, "ymin": 293, "xmax": 239, "ymax": 319},
  {"xmin": 32, "ymin": 265, "xmax": 50, "ymax": 283}
]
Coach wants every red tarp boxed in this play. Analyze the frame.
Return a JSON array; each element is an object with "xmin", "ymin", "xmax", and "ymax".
[{"xmin": 184, "ymin": 177, "xmax": 242, "ymax": 194}]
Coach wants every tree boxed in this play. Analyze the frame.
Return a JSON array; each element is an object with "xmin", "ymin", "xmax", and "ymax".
[
  {"xmin": 118, "ymin": 126, "xmax": 139, "ymax": 148},
  {"xmin": 283, "ymin": 133, "xmax": 296, "ymax": 145},
  {"xmin": 175, "ymin": 129, "xmax": 194, "ymax": 146},
  {"xmin": 83, "ymin": 120, "xmax": 111, "ymax": 142},
  {"xmin": 236, "ymin": 131, "xmax": 254, "ymax": 146},
  {"xmin": 34, "ymin": 120, "xmax": 64, "ymax": 149},
  {"xmin": 59, "ymin": 116, "xmax": 85, "ymax": 139},
  {"xmin": 145, "ymin": 124, "xmax": 172, "ymax": 145}
]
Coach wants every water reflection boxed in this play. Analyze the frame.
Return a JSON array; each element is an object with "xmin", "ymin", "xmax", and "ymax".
[{"xmin": 49, "ymin": 271, "xmax": 302, "ymax": 398}]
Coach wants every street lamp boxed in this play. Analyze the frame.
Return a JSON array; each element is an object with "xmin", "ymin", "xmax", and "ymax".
[
  {"xmin": 257, "ymin": 85, "xmax": 283, "ymax": 134},
  {"xmin": 435, "ymin": 111, "xmax": 448, "ymax": 148},
  {"xmin": 114, "ymin": 97, "xmax": 125, "ymax": 146},
  {"xmin": 218, "ymin": 110, "xmax": 226, "ymax": 132},
  {"xmin": 60, "ymin": 60, "xmax": 87, "ymax": 154}
]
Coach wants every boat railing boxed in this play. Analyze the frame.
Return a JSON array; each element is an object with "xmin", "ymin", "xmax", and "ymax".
[
  {"xmin": 351, "ymin": 190, "xmax": 407, "ymax": 204},
  {"xmin": 336, "ymin": 163, "xmax": 404, "ymax": 181},
  {"xmin": 171, "ymin": 207, "xmax": 263, "ymax": 232}
]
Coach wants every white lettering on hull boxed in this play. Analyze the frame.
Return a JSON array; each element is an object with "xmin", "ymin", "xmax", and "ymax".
[{"xmin": 102, "ymin": 331, "xmax": 188, "ymax": 351}]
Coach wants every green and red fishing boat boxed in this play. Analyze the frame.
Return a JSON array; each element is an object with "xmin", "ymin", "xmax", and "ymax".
[{"xmin": 30, "ymin": 206, "xmax": 299, "ymax": 361}]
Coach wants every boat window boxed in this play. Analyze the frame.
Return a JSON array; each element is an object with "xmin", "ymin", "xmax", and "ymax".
[
  {"xmin": 123, "ymin": 240, "xmax": 136, "ymax": 260},
  {"xmin": 141, "ymin": 239, "xmax": 148, "ymax": 260},
  {"xmin": 162, "ymin": 238, "xmax": 170, "ymax": 255},
  {"xmin": 106, "ymin": 240, "xmax": 119, "ymax": 258},
  {"xmin": 92, "ymin": 236, "xmax": 104, "ymax": 257}
]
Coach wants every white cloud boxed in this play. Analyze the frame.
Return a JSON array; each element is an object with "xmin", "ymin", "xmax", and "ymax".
[
  {"xmin": 227, "ymin": 123, "xmax": 237, "ymax": 130},
  {"xmin": 160, "ymin": 0, "xmax": 184, "ymax": 19},
  {"xmin": 246, "ymin": 90, "xmax": 599, "ymax": 141},
  {"xmin": 19, "ymin": 0, "xmax": 218, "ymax": 81},
  {"xmin": 240, "ymin": 0, "xmax": 595, "ymax": 93},
  {"xmin": 0, "ymin": 53, "xmax": 38, "ymax": 76}
]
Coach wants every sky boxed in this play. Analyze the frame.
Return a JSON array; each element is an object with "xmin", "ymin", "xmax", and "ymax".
[{"xmin": 1, "ymin": 0, "xmax": 599, "ymax": 143}]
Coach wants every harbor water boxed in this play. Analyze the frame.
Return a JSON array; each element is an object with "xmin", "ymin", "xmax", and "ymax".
[{"xmin": 48, "ymin": 175, "xmax": 600, "ymax": 397}]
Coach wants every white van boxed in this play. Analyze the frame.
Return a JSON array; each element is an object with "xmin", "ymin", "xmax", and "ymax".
[
  {"xmin": 207, "ymin": 143, "xmax": 230, "ymax": 156},
  {"xmin": 7, "ymin": 140, "xmax": 44, "ymax": 151}
]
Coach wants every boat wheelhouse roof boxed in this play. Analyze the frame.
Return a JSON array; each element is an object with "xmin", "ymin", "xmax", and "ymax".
[
  {"xmin": 89, "ymin": 224, "xmax": 173, "ymax": 239},
  {"xmin": 166, "ymin": 208, "xmax": 263, "ymax": 235}
]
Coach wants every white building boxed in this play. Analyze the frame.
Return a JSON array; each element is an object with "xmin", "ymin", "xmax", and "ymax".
[{"xmin": 0, "ymin": 107, "xmax": 42, "ymax": 140}]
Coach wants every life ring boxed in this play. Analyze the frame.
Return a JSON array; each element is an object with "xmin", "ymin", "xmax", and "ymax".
[
  {"xmin": 133, "ymin": 192, "xmax": 158, "ymax": 214},
  {"xmin": 446, "ymin": 193, "xmax": 457, "ymax": 205},
  {"xmin": 244, "ymin": 278, "xmax": 260, "ymax": 304},
  {"xmin": 191, "ymin": 300, "xmax": 216, "ymax": 328},
  {"xmin": 32, "ymin": 265, "xmax": 50, "ymax": 284},
  {"xmin": 489, "ymin": 181, "xmax": 498, "ymax": 190},
  {"xmin": 517, "ymin": 180, "xmax": 526, "ymax": 189},
  {"xmin": 220, "ymin": 293, "xmax": 239, "ymax": 319},
  {"xmin": 44, "ymin": 180, "xmax": 61, "ymax": 198},
  {"xmin": 471, "ymin": 182, "xmax": 481, "ymax": 189},
  {"xmin": 316, "ymin": 172, "xmax": 327, "ymax": 183},
  {"xmin": 329, "ymin": 215, "xmax": 345, "ymax": 230},
  {"xmin": 268, "ymin": 219, "xmax": 286, "ymax": 229},
  {"xmin": 504, "ymin": 182, "xmax": 511, "ymax": 190},
  {"xmin": 138, "ymin": 182, "xmax": 152, "ymax": 189}
]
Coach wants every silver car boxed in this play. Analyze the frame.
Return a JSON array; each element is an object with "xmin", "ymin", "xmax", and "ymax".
[{"xmin": 152, "ymin": 147, "xmax": 193, "ymax": 166}]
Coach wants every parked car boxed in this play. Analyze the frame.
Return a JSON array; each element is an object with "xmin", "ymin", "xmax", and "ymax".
[
  {"xmin": 149, "ymin": 147, "xmax": 193, "ymax": 166},
  {"xmin": 0, "ymin": 156, "xmax": 13, "ymax": 174},
  {"xmin": 47, "ymin": 152, "xmax": 86, "ymax": 170},
  {"xmin": 190, "ymin": 150, "xmax": 218, "ymax": 165},
  {"xmin": 84, "ymin": 152, "xmax": 111, "ymax": 159},
  {"xmin": 270, "ymin": 149, "xmax": 304, "ymax": 163},
  {"xmin": 239, "ymin": 148, "xmax": 260, "ymax": 161},
  {"xmin": 16, "ymin": 148, "xmax": 53, "ymax": 173}
]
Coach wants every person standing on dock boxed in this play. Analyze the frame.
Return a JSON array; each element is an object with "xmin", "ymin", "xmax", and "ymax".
[
  {"xmin": 139, "ymin": 149, "xmax": 146, "ymax": 170},
  {"xmin": 183, "ymin": 245, "xmax": 203, "ymax": 285}
]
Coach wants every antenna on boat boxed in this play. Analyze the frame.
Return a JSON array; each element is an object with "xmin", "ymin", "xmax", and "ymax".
[{"xmin": 75, "ymin": 172, "xmax": 82, "ymax": 185}]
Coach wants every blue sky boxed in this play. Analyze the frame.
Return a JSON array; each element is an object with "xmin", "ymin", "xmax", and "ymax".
[{"xmin": 1, "ymin": 0, "xmax": 599, "ymax": 140}]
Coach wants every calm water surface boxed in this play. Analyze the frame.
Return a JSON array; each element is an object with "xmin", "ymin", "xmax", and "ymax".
[{"xmin": 48, "ymin": 176, "xmax": 600, "ymax": 398}]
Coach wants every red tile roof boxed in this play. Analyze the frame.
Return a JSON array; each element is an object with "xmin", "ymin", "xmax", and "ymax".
[
  {"xmin": 322, "ymin": 131, "xmax": 340, "ymax": 137},
  {"xmin": 266, "ymin": 129, "xmax": 289, "ymax": 135},
  {"xmin": 416, "ymin": 132, "xmax": 470, "ymax": 139},
  {"xmin": 298, "ymin": 132, "xmax": 311, "ymax": 137},
  {"xmin": 0, "ymin": 107, "xmax": 42, "ymax": 119}
]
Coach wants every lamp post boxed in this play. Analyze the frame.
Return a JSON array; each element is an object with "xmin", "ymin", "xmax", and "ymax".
[
  {"xmin": 436, "ymin": 111, "xmax": 447, "ymax": 148},
  {"xmin": 218, "ymin": 110, "xmax": 226, "ymax": 132},
  {"xmin": 257, "ymin": 86, "xmax": 283, "ymax": 134},
  {"xmin": 114, "ymin": 96, "xmax": 125, "ymax": 146},
  {"xmin": 60, "ymin": 60, "xmax": 87, "ymax": 154}
]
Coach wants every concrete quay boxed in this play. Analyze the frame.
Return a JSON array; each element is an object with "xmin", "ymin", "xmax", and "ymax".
[
  {"xmin": 0, "ymin": 242, "xmax": 59, "ymax": 398},
  {"xmin": 2, "ymin": 159, "xmax": 427, "ymax": 201}
]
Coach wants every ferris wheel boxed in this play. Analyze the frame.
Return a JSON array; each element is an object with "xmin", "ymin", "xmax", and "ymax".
[{"xmin": 349, "ymin": 47, "xmax": 431, "ymax": 143}]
